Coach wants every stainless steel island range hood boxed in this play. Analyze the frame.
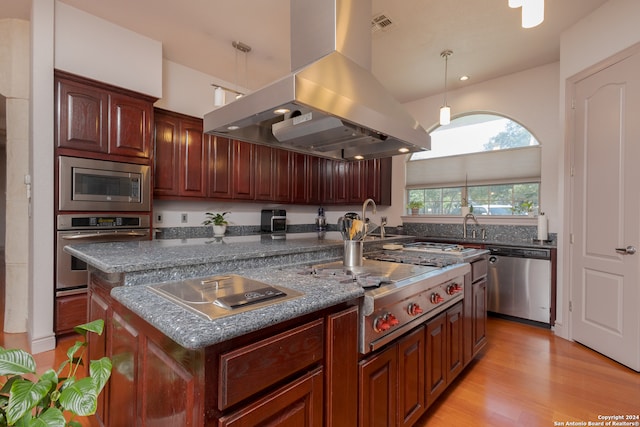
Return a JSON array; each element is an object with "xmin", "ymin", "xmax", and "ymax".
[{"xmin": 203, "ymin": 0, "xmax": 430, "ymax": 161}]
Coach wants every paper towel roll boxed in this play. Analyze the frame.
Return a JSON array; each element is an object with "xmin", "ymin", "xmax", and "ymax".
[{"xmin": 537, "ymin": 212, "xmax": 548, "ymax": 241}]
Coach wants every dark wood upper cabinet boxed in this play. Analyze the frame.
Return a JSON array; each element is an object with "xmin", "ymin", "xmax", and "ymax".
[
  {"xmin": 56, "ymin": 77, "xmax": 108, "ymax": 153},
  {"xmin": 109, "ymin": 92, "xmax": 152, "ymax": 159},
  {"xmin": 153, "ymin": 112, "xmax": 180, "ymax": 196},
  {"xmin": 153, "ymin": 109, "xmax": 206, "ymax": 198},
  {"xmin": 152, "ymin": 108, "xmax": 392, "ymax": 205},
  {"xmin": 55, "ymin": 71, "xmax": 154, "ymax": 161},
  {"xmin": 207, "ymin": 136, "xmax": 233, "ymax": 199},
  {"xmin": 231, "ymin": 140, "xmax": 255, "ymax": 200}
]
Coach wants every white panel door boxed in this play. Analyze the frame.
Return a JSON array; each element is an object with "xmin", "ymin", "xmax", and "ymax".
[{"xmin": 571, "ymin": 51, "xmax": 640, "ymax": 371}]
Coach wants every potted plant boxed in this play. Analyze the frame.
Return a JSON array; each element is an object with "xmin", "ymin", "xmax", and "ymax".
[
  {"xmin": 203, "ymin": 211, "xmax": 230, "ymax": 236},
  {"xmin": 0, "ymin": 319, "xmax": 111, "ymax": 427},
  {"xmin": 407, "ymin": 200, "xmax": 424, "ymax": 215}
]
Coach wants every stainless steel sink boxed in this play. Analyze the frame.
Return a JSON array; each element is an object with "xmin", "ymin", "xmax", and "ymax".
[
  {"xmin": 363, "ymin": 233, "xmax": 401, "ymax": 240},
  {"xmin": 148, "ymin": 274, "xmax": 303, "ymax": 320}
]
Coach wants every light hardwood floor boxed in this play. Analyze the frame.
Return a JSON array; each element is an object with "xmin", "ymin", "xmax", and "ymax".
[
  {"xmin": 416, "ymin": 317, "xmax": 640, "ymax": 426},
  {"xmin": 0, "ymin": 254, "xmax": 638, "ymax": 427}
]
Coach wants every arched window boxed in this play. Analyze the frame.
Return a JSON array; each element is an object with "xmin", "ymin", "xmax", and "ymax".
[{"xmin": 406, "ymin": 113, "xmax": 541, "ymax": 216}]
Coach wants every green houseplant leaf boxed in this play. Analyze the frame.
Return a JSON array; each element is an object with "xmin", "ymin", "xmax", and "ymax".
[
  {"xmin": 58, "ymin": 378, "xmax": 98, "ymax": 417},
  {"xmin": 0, "ymin": 320, "xmax": 111, "ymax": 427},
  {"xmin": 6, "ymin": 378, "xmax": 53, "ymax": 424},
  {"xmin": 0, "ymin": 349, "xmax": 36, "ymax": 376}
]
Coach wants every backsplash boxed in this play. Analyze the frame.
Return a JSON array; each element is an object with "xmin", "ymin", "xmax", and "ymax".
[
  {"xmin": 154, "ymin": 221, "xmax": 556, "ymax": 247},
  {"xmin": 401, "ymin": 222, "xmax": 556, "ymax": 246}
]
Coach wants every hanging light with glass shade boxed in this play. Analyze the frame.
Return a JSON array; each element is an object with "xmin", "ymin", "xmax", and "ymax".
[{"xmin": 439, "ymin": 49, "xmax": 453, "ymax": 126}]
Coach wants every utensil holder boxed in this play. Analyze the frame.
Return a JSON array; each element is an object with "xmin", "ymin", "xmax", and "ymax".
[{"xmin": 343, "ymin": 240, "xmax": 363, "ymax": 267}]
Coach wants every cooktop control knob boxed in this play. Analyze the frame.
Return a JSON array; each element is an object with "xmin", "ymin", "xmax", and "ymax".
[
  {"xmin": 407, "ymin": 302, "xmax": 423, "ymax": 316},
  {"xmin": 430, "ymin": 293, "xmax": 445, "ymax": 304},
  {"xmin": 387, "ymin": 313, "xmax": 399, "ymax": 327},
  {"xmin": 373, "ymin": 314, "xmax": 391, "ymax": 333},
  {"xmin": 446, "ymin": 283, "xmax": 463, "ymax": 295}
]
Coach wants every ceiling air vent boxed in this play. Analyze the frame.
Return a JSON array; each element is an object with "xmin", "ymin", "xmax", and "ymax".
[{"xmin": 371, "ymin": 13, "xmax": 395, "ymax": 35}]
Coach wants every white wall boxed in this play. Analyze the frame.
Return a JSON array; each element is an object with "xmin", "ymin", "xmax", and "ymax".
[
  {"xmin": 384, "ymin": 62, "xmax": 561, "ymax": 231},
  {"xmin": 54, "ymin": 1, "xmax": 162, "ymax": 98},
  {"xmin": 29, "ymin": 0, "xmax": 56, "ymax": 352}
]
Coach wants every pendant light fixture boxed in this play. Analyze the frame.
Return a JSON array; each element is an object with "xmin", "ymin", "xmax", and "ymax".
[{"xmin": 439, "ymin": 49, "xmax": 453, "ymax": 126}]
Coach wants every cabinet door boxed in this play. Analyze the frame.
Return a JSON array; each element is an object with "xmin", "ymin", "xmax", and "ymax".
[
  {"xmin": 142, "ymin": 338, "xmax": 198, "ymax": 426},
  {"xmin": 272, "ymin": 148, "xmax": 291, "ymax": 202},
  {"xmin": 333, "ymin": 161, "xmax": 349, "ymax": 204},
  {"xmin": 425, "ymin": 311, "xmax": 447, "ymax": 407},
  {"xmin": 109, "ymin": 92, "xmax": 152, "ymax": 158},
  {"xmin": 325, "ymin": 306, "xmax": 359, "ymax": 427},
  {"xmin": 254, "ymin": 144, "xmax": 274, "ymax": 200},
  {"xmin": 446, "ymin": 302, "xmax": 464, "ymax": 383},
  {"xmin": 208, "ymin": 136, "xmax": 233, "ymax": 199},
  {"xmin": 109, "ymin": 311, "xmax": 140, "ymax": 426},
  {"xmin": 472, "ymin": 278, "xmax": 488, "ymax": 357},
  {"xmin": 219, "ymin": 367, "xmax": 323, "ymax": 427},
  {"xmin": 348, "ymin": 160, "xmax": 365, "ymax": 203},
  {"xmin": 397, "ymin": 326, "xmax": 426, "ymax": 427},
  {"xmin": 290, "ymin": 152, "xmax": 309, "ymax": 204},
  {"xmin": 179, "ymin": 118, "xmax": 207, "ymax": 197},
  {"xmin": 56, "ymin": 78, "xmax": 108, "ymax": 153},
  {"xmin": 232, "ymin": 140, "xmax": 255, "ymax": 199},
  {"xmin": 359, "ymin": 345, "xmax": 397, "ymax": 427},
  {"xmin": 153, "ymin": 112, "xmax": 180, "ymax": 196},
  {"xmin": 307, "ymin": 156, "xmax": 323, "ymax": 205},
  {"xmin": 88, "ymin": 291, "xmax": 110, "ymax": 425},
  {"xmin": 322, "ymin": 158, "xmax": 336, "ymax": 203}
]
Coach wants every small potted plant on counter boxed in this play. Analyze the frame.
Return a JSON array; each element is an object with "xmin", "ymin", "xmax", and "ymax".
[
  {"xmin": 407, "ymin": 200, "xmax": 424, "ymax": 215},
  {"xmin": 203, "ymin": 211, "xmax": 230, "ymax": 236}
]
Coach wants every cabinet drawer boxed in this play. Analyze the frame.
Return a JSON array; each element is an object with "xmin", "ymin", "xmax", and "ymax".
[
  {"xmin": 218, "ymin": 319, "xmax": 324, "ymax": 410},
  {"xmin": 471, "ymin": 258, "xmax": 488, "ymax": 282},
  {"xmin": 55, "ymin": 294, "xmax": 88, "ymax": 334}
]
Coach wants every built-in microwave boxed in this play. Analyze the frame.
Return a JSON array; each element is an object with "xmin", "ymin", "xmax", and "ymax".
[{"xmin": 58, "ymin": 156, "xmax": 151, "ymax": 212}]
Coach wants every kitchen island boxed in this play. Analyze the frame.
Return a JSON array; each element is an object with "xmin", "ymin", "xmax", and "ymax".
[
  {"xmin": 66, "ymin": 232, "xmax": 486, "ymax": 426},
  {"xmin": 67, "ymin": 232, "xmax": 403, "ymax": 426}
]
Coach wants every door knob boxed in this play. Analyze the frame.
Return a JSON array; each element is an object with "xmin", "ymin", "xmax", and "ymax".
[{"xmin": 615, "ymin": 245, "xmax": 637, "ymax": 255}]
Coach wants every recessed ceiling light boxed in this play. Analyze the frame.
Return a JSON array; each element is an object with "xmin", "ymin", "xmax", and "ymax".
[
  {"xmin": 227, "ymin": 125, "xmax": 239, "ymax": 131},
  {"xmin": 459, "ymin": 75, "xmax": 469, "ymax": 81},
  {"xmin": 398, "ymin": 147, "xmax": 410, "ymax": 153},
  {"xmin": 274, "ymin": 108, "xmax": 290, "ymax": 115},
  {"xmin": 354, "ymin": 155, "xmax": 364, "ymax": 160}
]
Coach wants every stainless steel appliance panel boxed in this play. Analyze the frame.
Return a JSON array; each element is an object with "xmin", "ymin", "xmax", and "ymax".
[
  {"xmin": 487, "ymin": 247, "xmax": 551, "ymax": 324},
  {"xmin": 56, "ymin": 213, "xmax": 150, "ymax": 295},
  {"xmin": 58, "ymin": 156, "xmax": 151, "ymax": 212}
]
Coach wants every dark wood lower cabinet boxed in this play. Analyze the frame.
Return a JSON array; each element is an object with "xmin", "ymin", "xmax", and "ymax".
[
  {"xmin": 359, "ymin": 342, "xmax": 397, "ymax": 427},
  {"xmin": 88, "ymin": 275, "xmax": 358, "ymax": 427},
  {"xmin": 359, "ymin": 301, "xmax": 469, "ymax": 427}
]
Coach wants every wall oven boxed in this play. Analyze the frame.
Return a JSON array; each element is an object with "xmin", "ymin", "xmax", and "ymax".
[
  {"xmin": 58, "ymin": 156, "xmax": 151, "ymax": 212},
  {"xmin": 56, "ymin": 213, "xmax": 151, "ymax": 296}
]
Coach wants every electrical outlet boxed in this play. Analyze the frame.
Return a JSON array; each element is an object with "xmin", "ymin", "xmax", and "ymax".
[
  {"xmin": 181, "ymin": 213, "xmax": 188, "ymax": 223},
  {"xmin": 156, "ymin": 214, "xmax": 163, "ymax": 224}
]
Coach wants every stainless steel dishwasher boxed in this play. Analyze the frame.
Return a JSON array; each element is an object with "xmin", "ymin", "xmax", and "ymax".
[{"xmin": 486, "ymin": 245, "xmax": 551, "ymax": 325}]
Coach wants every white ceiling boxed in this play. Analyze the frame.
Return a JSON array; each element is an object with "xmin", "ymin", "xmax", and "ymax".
[{"xmin": 2, "ymin": 0, "xmax": 608, "ymax": 103}]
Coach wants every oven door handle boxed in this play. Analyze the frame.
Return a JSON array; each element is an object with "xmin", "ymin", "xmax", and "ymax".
[{"xmin": 61, "ymin": 231, "xmax": 148, "ymax": 240}]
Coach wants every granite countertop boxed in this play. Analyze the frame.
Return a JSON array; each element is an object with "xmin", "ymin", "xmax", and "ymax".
[
  {"xmin": 64, "ymin": 232, "xmax": 352, "ymax": 274},
  {"xmin": 66, "ymin": 231, "xmax": 413, "ymax": 349},
  {"xmin": 111, "ymin": 264, "xmax": 364, "ymax": 350}
]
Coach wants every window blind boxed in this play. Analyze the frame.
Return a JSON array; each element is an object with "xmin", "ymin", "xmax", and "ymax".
[{"xmin": 406, "ymin": 146, "xmax": 541, "ymax": 188}]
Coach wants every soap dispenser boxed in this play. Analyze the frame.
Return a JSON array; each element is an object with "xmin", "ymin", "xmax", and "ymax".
[{"xmin": 316, "ymin": 207, "xmax": 327, "ymax": 231}]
